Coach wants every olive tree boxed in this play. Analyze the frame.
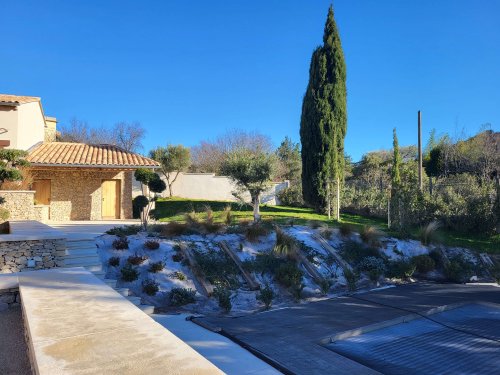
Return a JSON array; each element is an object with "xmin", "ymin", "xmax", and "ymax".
[
  {"xmin": 221, "ymin": 149, "xmax": 274, "ymax": 222},
  {"xmin": 150, "ymin": 145, "xmax": 191, "ymax": 197}
]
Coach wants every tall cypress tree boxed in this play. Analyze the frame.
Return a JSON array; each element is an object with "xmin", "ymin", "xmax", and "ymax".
[
  {"xmin": 300, "ymin": 6, "xmax": 347, "ymax": 211},
  {"xmin": 391, "ymin": 128, "xmax": 402, "ymax": 189}
]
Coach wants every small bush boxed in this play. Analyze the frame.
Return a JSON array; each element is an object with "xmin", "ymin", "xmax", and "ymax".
[
  {"xmin": 204, "ymin": 205, "xmax": 214, "ymax": 223},
  {"xmin": 161, "ymin": 221, "xmax": 188, "ymax": 237},
  {"xmin": 201, "ymin": 221, "xmax": 223, "ymax": 234},
  {"xmin": 274, "ymin": 261, "xmax": 303, "ymax": 289},
  {"xmin": 168, "ymin": 288, "xmax": 196, "ymax": 306},
  {"xmin": 357, "ymin": 256, "xmax": 386, "ymax": 283},
  {"xmin": 214, "ymin": 287, "xmax": 232, "ymax": 312},
  {"xmin": 429, "ymin": 249, "xmax": 445, "ymax": 268},
  {"xmin": 290, "ymin": 282, "xmax": 305, "ymax": 301},
  {"xmin": 184, "ymin": 211, "xmax": 200, "ymax": 227},
  {"xmin": 133, "ymin": 195, "xmax": 149, "ymax": 219},
  {"xmin": 411, "ymin": 254, "xmax": 436, "ymax": 274},
  {"xmin": 491, "ymin": 264, "xmax": 500, "ymax": 285},
  {"xmin": 108, "ymin": 256, "xmax": 120, "ymax": 267},
  {"xmin": 318, "ymin": 278, "xmax": 333, "ymax": 295},
  {"xmin": 386, "ymin": 260, "xmax": 416, "ymax": 279},
  {"xmin": 344, "ymin": 268, "xmax": 359, "ymax": 292},
  {"xmin": 445, "ymin": 257, "xmax": 474, "ymax": 283},
  {"xmin": 419, "ymin": 221, "xmax": 441, "ymax": 246},
  {"xmin": 172, "ymin": 252, "xmax": 184, "ymax": 262},
  {"xmin": 277, "ymin": 185, "xmax": 304, "ymax": 207},
  {"xmin": 171, "ymin": 271, "xmax": 186, "ymax": 281},
  {"xmin": 360, "ymin": 226, "xmax": 382, "ymax": 247},
  {"xmin": 245, "ymin": 224, "xmax": 269, "ymax": 242},
  {"xmin": 142, "ymin": 279, "xmax": 159, "ymax": 296},
  {"xmin": 107, "ymin": 225, "xmax": 141, "ymax": 236},
  {"xmin": 149, "ymin": 261, "xmax": 164, "ymax": 273},
  {"xmin": 243, "ymin": 253, "xmax": 283, "ymax": 275},
  {"xmin": 144, "ymin": 239, "xmax": 160, "ymax": 250},
  {"xmin": 339, "ymin": 223, "xmax": 353, "ymax": 237},
  {"xmin": 112, "ymin": 236, "xmax": 129, "ymax": 250},
  {"xmin": 121, "ymin": 264, "xmax": 139, "ymax": 282},
  {"xmin": 257, "ymin": 284, "xmax": 275, "ymax": 309},
  {"xmin": 319, "ymin": 227, "xmax": 333, "ymax": 240},
  {"xmin": 340, "ymin": 240, "xmax": 381, "ymax": 265},
  {"xmin": 273, "ymin": 227, "xmax": 298, "ymax": 259},
  {"xmin": 222, "ymin": 205, "xmax": 233, "ymax": 226},
  {"xmin": 127, "ymin": 253, "xmax": 148, "ymax": 265},
  {"xmin": 308, "ymin": 220, "xmax": 325, "ymax": 229}
]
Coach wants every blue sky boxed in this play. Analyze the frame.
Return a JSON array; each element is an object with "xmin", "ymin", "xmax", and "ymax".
[{"xmin": 1, "ymin": 0, "xmax": 499, "ymax": 161}]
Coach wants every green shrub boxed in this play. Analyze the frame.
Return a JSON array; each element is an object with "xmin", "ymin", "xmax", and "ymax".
[
  {"xmin": 386, "ymin": 260, "xmax": 416, "ymax": 279},
  {"xmin": 357, "ymin": 256, "xmax": 386, "ymax": 283},
  {"xmin": 221, "ymin": 205, "xmax": 233, "ymax": 226},
  {"xmin": 344, "ymin": 268, "xmax": 359, "ymax": 292},
  {"xmin": 120, "ymin": 264, "xmax": 139, "ymax": 282},
  {"xmin": 277, "ymin": 186, "xmax": 304, "ymax": 207},
  {"xmin": 419, "ymin": 221, "xmax": 441, "ymax": 246},
  {"xmin": 308, "ymin": 220, "xmax": 324, "ymax": 229},
  {"xmin": 171, "ymin": 271, "xmax": 186, "ymax": 281},
  {"xmin": 290, "ymin": 282, "xmax": 305, "ymax": 301},
  {"xmin": 108, "ymin": 256, "xmax": 120, "ymax": 267},
  {"xmin": 245, "ymin": 224, "xmax": 269, "ymax": 242},
  {"xmin": 318, "ymin": 278, "xmax": 332, "ymax": 295},
  {"xmin": 273, "ymin": 227, "xmax": 298, "ymax": 259},
  {"xmin": 172, "ymin": 253, "xmax": 183, "ymax": 262},
  {"xmin": 168, "ymin": 288, "xmax": 196, "ymax": 306},
  {"xmin": 142, "ymin": 279, "xmax": 159, "ymax": 296},
  {"xmin": 133, "ymin": 195, "xmax": 149, "ymax": 219},
  {"xmin": 491, "ymin": 264, "xmax": 500, "ymax": 285},
  {"xmin": 257, "ymin": 284, "xmax": 275, "ymax": 309},
  {"xmin": 360, "ymin": 226, "xmax": 382, "ymax": 247},
  {"xmin": 193, "ymin": 248, "xmax": 239, "ymax": 288},
  {"xmin": 149, "ymin": 261, "xmax": 164, "ymax": 273},
  {"xmin": 214, "ymin": 286, "xmax": 232, "ymax": 312},
  {"xmin": 200, "ymin": 221, "xmax": 223, "ymax": 234},
  {"xmin": 340, "ymin": 240, "xmax": 381, "ymax": 265},
  {"xmin": 243, "ymin": 253, "xmax": 283, "ymax": 275},
  {"xmin": 107, "ymin": 225, "xmax": 141, "ymax": 236},
  {"xmin": 429, "ymin": 249, "xmax": 445, "ymax": 268},
  {"xmin": 144, "ymin": 239, "xmax": 160, "ymax": 250},
  {"xmin": 112, "ymin": 236, "xmax": 129, "ymax": 250},
  {"xmin": 274, "ymin": 261, "xmax": 303, "ymax": 289},
  {"xmin": 339, "ymin": 223, "xmax": 353, "ymax": 237},
  {"xmin": 444, "ymin": 257, "xmax": 475, "ymax": 283},
  {"xmin": 127, "ymin": 254, "xmax": 148, "ymax": 265},
  {"xmin": 0, "ymin": 208, "xmax": 10, "ymax": 221},
  {"xmin": 319, "ymin": 228, "xmax": 333, "ymax": 240},
  {"xmin": 411, "ymin": 254, "xmax": 436, "ymax": 274}
]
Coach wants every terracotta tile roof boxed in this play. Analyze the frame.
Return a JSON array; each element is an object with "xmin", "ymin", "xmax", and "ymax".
[
  {"xmin": 27, "ymin": 142, "xmax": 159, "ymax": 168},
  {"xmin": 0, "ymin": 94, "xmax": 41, "ymax": 105}
]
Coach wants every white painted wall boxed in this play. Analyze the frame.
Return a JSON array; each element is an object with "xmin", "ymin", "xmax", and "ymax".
[
  {"xmin": 0, "ymin": 102, "xmax": 45, "ymax": 150},
  {"xmin": 133, "ymin": 172, "xmax": 289, "ymax": 205}
]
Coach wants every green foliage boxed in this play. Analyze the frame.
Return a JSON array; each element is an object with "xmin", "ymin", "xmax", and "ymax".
[
  {"xmin": 411, "ymin": 254, "xmax": 436, "ymax": 274},
  {"xmin": 106, "ymin": 225, "xmax": 141, "ymax": 236},
  {"xmin": 319, "ymin": 227, "xmax": 334, "ymax": 240},
  {"xmin": 148, "ymin": 261, "xmax": 164, "ymax": 273},
  {"xmin": 359, "ymin": 226, "xmax": 382, "ymax": 247},
  {"xmin": 300, "ymin": 6, "xmax": 347, "ymax": 209},
  {"xmin": 340, "ymin": 240, "xmax": 380, "ymax": 265},
  {"xmin": 148, "ymin": 174, "xmax": 167, "ymax": 194},
  {"xmin": 277, "ymin": 186, "xmax": 304, "ymax": 207},
  {"xmin": 134, "ymin": 168, "xmax": 156, "ymax": 185},
  {"xmin": 0, "ymin": 207, "xmax": 10, "ymax": 221},
  {"xmin": 386, "ymin": 260, "xmax": 416, "ymax": 279},
  {"xmin": 213, "ymin": 286, "xmax": 232, "ymax": 312},
  {"xmin": 193, "ymin": 248, "xmax": 239, "ymax": 288},
  {"xmin": 339, "ymin": 223, "xmax": 353, "ymax": 237},
  {"xmin": 491, "ymin": 264, "xmax": 500, "ymax": 285},
  {"xmin": 275, "ymin": 136, "xmax": 302, "ymax": 184},
  {"xmin": 444, "ymin": 256, "xmax": 475, "ymax": 283},
  {"xmin": 142, "ymin": 279, "xmax": 159, "ymax": 296},
  {"xmin": 144, "ymin": 239, "xmax": 160, "ymax": 250},
  {"xmin": 150, "ymin": 144, "xmax": 191, "ymax": 197},
  {"xmin": 120, "ymin": 264, "xmax": 139, "ymax": 282},
  {"xmin": 112, "ymin": 236, "xmax": 129, "ymax": 250},
  {"xmin": 222, "ymin": 205, "xmax": 233, "ymax": 226},
  {"xmin": 133, "ymin": 195, "xmax": 149, "ymax": 219},
  {"xmin": 391, "ymin": 128, "xmax": 402, "ymax": 188},
  {"xmin": 168, "ymin": 288, "xmax": 196, "ymax": 306},
  {"xmin": 343, "ymin": 268, "xmax": 359, "ymax": 292},
  {"xmin": 318, "ymin": 278, "xmax": 333, "ymax": 295},
  {"xmin": 244, "ymin": 223, "xmax": 269, "ymax": 242},
  {"xmin": 0, "ymin": 149, "xmax": 29, "ymax": 184},
  {"xmin": 257, "ymin": 284, "xmax": 275, "ymax": 309},
  {"xmin": 273, "ymin": 226, "xmax": 298, "ymax": 259},
  {"xmin": 108, "ymin": 256, "xmax": 120, "ymax": 267},
  {"xmin": 160, "ymin": 221, "xmax": 188, "ymax": 237},
  {"xmin": 274, "ymin": 261, "xmax": 303, "ymax": 289},
  {"xmin": 357, "ymin": 256, "xmax": 386, "ymax": 282},
  {"xmin": 127, "ymin": 253, "xmax": 148, "ymax": 265},
  {"xmin": 242, "ymin": 253, "xmax": 283, "ymax": 275},
  {"xmin": 171, "ymin": 253, "xmax": 183, "ymax": 262},
  {"xmin": 171, "ymin": 271, "xmax": 186, "ymax": 281}
]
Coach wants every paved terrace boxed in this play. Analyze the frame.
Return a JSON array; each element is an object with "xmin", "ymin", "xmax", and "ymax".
[
  {"xmin": 195, "ymin": 283, "xmax": 500, "ymax": 375},
  {"xmin": 1, "ymin": 268, "xmax": 222, "ymax": 374}
]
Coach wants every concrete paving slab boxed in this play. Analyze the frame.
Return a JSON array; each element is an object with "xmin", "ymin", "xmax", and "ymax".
[
  {"xmin": 19, "ymin": 268, "xmax": 222, "ymax": 374},
  {"xmin": 49, "ymin": 220, "xmax": 139, "ymax": 240}
]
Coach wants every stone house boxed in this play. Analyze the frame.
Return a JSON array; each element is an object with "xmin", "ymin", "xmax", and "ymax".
[{"xmin": 0, "ymin": 93, "xmax": 159, "ymax": 221}]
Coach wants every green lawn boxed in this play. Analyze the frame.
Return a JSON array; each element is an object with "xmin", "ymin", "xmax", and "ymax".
[{"xmin": 153, "ymin": 197, "xmax": 499, "ymax": 254}]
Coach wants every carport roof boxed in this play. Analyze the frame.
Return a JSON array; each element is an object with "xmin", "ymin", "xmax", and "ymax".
[{"xmin": 27, "ymin": 142, "xmax": 159, "ymax": 169}]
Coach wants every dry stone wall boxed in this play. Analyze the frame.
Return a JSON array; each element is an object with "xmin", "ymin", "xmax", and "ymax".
[
  {"xmin": 0, "ymin": 191, "xmax": 35, "ymax": 220},
  {"xmin": 0, "ymin": 288, "xmax": 20, "ymax": 311},
  {"xmin": 0, "ymin": 238, "xmax": 65, "ymax": 273}
]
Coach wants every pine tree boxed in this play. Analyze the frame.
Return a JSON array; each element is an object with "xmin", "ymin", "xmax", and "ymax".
[{"xmin": 300, "ymin": 6, "xmax": 347, "ymax": 214}]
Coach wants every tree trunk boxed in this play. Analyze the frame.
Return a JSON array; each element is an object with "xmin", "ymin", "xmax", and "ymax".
[
  {"xmin": 168, "ymin": 183, "xmax": 173, "ymax": 197},
  {"xmin": 252, "ymin": 193, "xmax": 261, "ymax": 222},
  {"xmin": 327, "ymin": 182, "xmax": 331, "ymax": 220},
  {"xmin": 336, "ymin": 177, "xmax": 340, "ymax": 221}
]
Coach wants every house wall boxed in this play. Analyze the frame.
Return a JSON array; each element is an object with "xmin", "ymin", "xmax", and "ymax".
[
  {"xmin": 0, "ymin": 105, "xmax": 19, "ymax": 148},
  {"xmin": 32, "ymin": 169, "xmax": 133, "ymax": 221},
  {"xmin": 17, "ymin": 102, "xmax": 45, "ymax": 150},
  {"xmin": 132, "ymin": 172, "xmax": 289, "ymax": 205},
  {"xmin": 0, "ymin": 191, "xmax": 35, "ymax": 220}
]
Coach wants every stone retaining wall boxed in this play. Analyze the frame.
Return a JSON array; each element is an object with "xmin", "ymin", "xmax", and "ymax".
[
  {"xmin": 0, "ymin": 191, "xmax": 35, "ymax": 220},
  {"xmin": 0, "ymin": 287, "xmax": 20, "ymax": 311},
  {"xmin": 0, "ymin": 239, "xmax": 65, "ymax": 273}
]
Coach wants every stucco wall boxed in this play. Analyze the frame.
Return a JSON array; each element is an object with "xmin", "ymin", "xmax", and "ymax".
[
  {"xmin": 32, "ymin": 169, "xmax": 133, "ymax": 220},
  {"xmin": 0, "ymin": 105, "xmax": 19, "ymax": 148},
  {"xmin": 133, "ymin": 172, "xmax": 288, "ymax": 205},
  {"xmin": 0, "ymin": 191, "xmax": 35, "ymax": 220},
  {"xmin": 16, "ymin": 102, "xmax": 45, "ymax": 150}
]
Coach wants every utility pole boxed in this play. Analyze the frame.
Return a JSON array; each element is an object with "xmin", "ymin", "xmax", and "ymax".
[{"xmin": 418, "ymin": 110, "xmax": 423, "ymax": 191}]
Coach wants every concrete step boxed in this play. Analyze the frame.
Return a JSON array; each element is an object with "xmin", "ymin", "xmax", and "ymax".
[
  {"xmin": 93, "ymin": 271, "xmax": 106, "ymax": 279},
  {"xmin": 66, "ymin": 247, "xmax": 98, "ymax": 255},
  {"xmin": 138, "ymin": 304, "xmax": 155, "ymax": 315},
  {"xmin": 115, "ymin": 288, "xmax": 130, "ymax": 297},
  {"xmin": 104, "ymin": 279, "xmax": 117, "ymax": 288},
  {"xmin": 127, "ymin": 296, "xmax": 141, "ymax": 306},
  {"xmin": 65, "ymin": 251, "xmax": 99, "ymax": 260},
  {"xmin": 83, "ymin": 264, "xmax": 103, "ymax": 272}
]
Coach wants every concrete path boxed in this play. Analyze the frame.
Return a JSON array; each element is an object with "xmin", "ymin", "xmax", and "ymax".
[
  {"xmin": 195, "ymin": 283, "xmax": 500, "ymax": 375},
  {"xmin": 19, "ymin": 268, "xmax": 222, "ymax": 374},
  {"xmin": 48, "ymin": 220, "xmax": 139, "ymax": 240},
  {"xmin": 153, "ymin": 314, "xmax": 281, "ymax": 375}
]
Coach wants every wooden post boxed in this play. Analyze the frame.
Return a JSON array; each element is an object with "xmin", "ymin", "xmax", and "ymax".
[{"xmin": 418, "ymin": 110, "xmax": 423, "ymax": 191}]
